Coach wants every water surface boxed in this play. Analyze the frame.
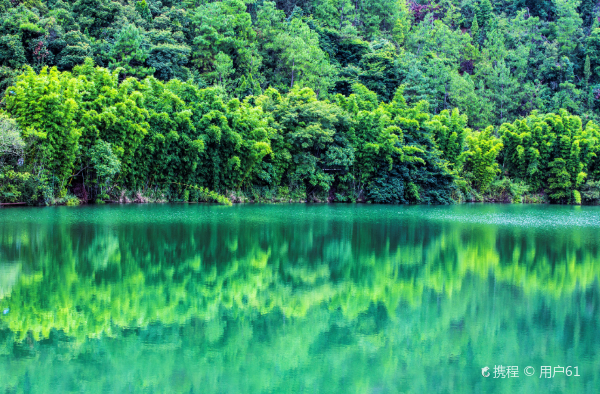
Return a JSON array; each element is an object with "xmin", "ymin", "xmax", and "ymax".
[{"xmin": 0, "ymin": 204, "xmax": 599, "ymax": 393}]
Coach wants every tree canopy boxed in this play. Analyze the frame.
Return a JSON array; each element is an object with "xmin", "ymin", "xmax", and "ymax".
[{"xmin": 1, "ymin": 0, "xmax": 600, "ymax": 205}]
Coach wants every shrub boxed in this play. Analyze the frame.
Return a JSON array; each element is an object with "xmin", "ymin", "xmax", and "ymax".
[
  {"xmin": 573, "ymin": 190, "xmax": 582, "ymax": 205},
  {"xmin": 0, "ymin": 168, "xmax": 31, "ymax": 203},
  {"xmin": 193, "ymin": 186, "xmax": 232, "ymax": 206},
  {"xmin": 484, "ymin": 178, "xmax": 529, "ymax": 203},
  {"xmin": 580, "ymin": 181, "xmax": 600, "ymax": 204}
]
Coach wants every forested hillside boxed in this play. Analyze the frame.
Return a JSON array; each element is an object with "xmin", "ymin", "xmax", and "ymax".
[{"xmin": 0, "ymin": 0, "xmax": 600, "ymax": 205}]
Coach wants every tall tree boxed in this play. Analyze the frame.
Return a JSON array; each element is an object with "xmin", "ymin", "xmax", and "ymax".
[
  {"xmin": 554, "ymin": 0, "xmax": 583, "ymax": 56},
  {"xmin": 109, "ymin": 24, "xmax": 154, "ymax": 79},
  {"xmin": 5, "ymin": 66, "xmax": 82, "ymax": 194}
]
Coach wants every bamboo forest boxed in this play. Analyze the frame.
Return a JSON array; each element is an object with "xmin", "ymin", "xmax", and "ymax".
[
  {"xmin": 1, "ymin": 1, "xmax": 600, "ymax": 394},
  {"xmin": 1, "ymin": 0, "xmax": 600, "ymax": 204}
]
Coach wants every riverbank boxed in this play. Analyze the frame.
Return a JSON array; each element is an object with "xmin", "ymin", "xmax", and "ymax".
[
  {"xmin": 3, "ymin": 193, "xmax": 599, "ymax": 206},
  {"xmin": 3, "ymin": 177, "xmax": 600, "ymax": 207}
]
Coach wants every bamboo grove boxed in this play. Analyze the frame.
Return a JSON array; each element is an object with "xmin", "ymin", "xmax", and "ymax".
[{"xmin": 1, "ymin": 0, "xmax": 600, "ymax": 205}]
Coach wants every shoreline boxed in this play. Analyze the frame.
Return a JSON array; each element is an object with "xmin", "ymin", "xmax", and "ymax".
[{"xmin": 2, "ymin": 200, "xmax": 596, "ymax": 207}]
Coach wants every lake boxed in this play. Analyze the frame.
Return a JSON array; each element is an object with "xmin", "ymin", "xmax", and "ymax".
[{"xmin": 0, "ymin": 204, "xmax": 599, "ymax": 393}]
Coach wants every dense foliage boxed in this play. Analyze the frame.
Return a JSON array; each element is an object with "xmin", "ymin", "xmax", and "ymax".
[{"xmin": 1, "ymin": 0, "xmax": 600, "ymax": 204}]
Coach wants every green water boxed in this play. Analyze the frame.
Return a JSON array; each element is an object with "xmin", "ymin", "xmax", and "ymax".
[{"xmin": 0, "ymin": 204, "xmax": 599, "ymax": 393}]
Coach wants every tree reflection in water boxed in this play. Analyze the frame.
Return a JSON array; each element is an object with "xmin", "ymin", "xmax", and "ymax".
[{"xmin": 0, "ymin": 204, "xmax": 598, "ymax": 393}]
